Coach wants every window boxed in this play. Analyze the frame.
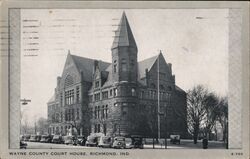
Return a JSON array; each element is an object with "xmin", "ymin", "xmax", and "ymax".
[
  {"xmin": 114, "ymin": 60, "xmax": 117, "ymax": 73},
  {"xmin": 65, "ymin": 75, "xmax": 74, "ymax": 87},
  {"xmin": 102, "ymin": 91, "xmax": 108, "ymax": 99},
  {"xmin": 105, "ymin": 105, "xmax": 108, "ymax": 119},
  {"xmin": 95, "ymin": 81, "xmax": 99, "ymax": 88},
  {"xmin": 141, "ymin": 91, "xmax": 144, "ymax": 99},
  {"xmin": 94, "ymin": 125, "xmax": 97, "ymax": 133},
  {"xmin": 101, "ymin": 105, "xmax": 105, "ymax": 119},
  {"xmin": 110, "ymin": 89, "xmax": 113, "ymax": 96},
  {"xmin": 76, "ymin": 86, "xmax": 80, "ymax": 103},
  {"xmin": 131, "ymin": 88, "xmax": 136, "ymax": 96},
  {"xmin": 97, "ymin": 124, "xmax": 101, "ymax": 133},
  {"xmin": 65, "ymin": 89, "xmax": 74, "ymax": 105},
  {"xmin": 72, "ymin": 109, "xmax": 75, "ymax": 121},
  {"xmin": 76, "ymin": 108, "xmax": 79, "ymax": 120},
  {"xmin": 121, "ymin": 106, "xmax": 128, "ymax": 115},
  {"xmin": 97, "ymin": 106, "xmax": 100, "ymax": 119},
  {"xmin": 60, "ymin": 93, "xmax": 63, "ymax": 105},
  {"xmin": 94, "ymin": 106, "xmax": 97, "ymax": 119},
  {"xmin": 114, "ymin": 88, "xmax": 117, "ymax": 97},
  {"xmin": 121, "ymin": 59, "xmax": 127, "ymax": 72},
  {"xmin": 94, "ymin": 93, "xmax": 100, "ymax": 101},
  {"xmin": 68, "ymin": 109, "xmax": 71, "ymax": 121},
  {"xmin": 130, "ymin": 59, "xmax": 135, "ymax": 66},
  {"xmin": 103, "ymin": 124, "xmax": 107, "ymax": 135}
]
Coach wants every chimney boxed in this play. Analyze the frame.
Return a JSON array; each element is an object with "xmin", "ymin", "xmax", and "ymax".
[{"xmin": 168, "ymin": 63, "xmax": 172, "ymax": 74}]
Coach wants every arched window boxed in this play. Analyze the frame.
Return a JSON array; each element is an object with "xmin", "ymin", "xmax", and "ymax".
[
  {"xmin": 114, "ymin": 60, "xmax": 117, "ymax": 73},
  {"xmin": 131, "ymin": 88, "xmax": 136, "ymax": 96},
  {"xmin": 65, "ymin": 75, "xmax": 74, "ymax": 87}
]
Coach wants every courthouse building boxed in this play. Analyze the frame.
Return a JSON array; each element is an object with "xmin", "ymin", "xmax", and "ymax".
[{"xmin": 47, "ymin": 12, "xmax": 187, "ymax": 138}]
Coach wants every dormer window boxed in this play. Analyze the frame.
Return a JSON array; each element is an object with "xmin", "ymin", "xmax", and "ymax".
[{"xmin": 95, "ymin": 81, "xmax": 99, "ymax": 88}]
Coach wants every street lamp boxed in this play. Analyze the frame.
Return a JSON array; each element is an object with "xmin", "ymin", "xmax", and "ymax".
[{"xmin": 20, "ymin": 99, "xmax": 31, "ymax": 134}]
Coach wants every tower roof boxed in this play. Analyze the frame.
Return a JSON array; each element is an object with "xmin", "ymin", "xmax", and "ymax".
[{"xmin": 111, "ymin": 12, "xmax": 137, "ymax": 50}]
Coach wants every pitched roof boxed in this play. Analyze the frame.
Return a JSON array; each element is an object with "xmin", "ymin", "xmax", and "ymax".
[
  {"xmin": 175, "ymin": 85, "xmax": 186, "ymax": 94},
  {"xmin": 71, "ymin": 54, "xmax": 110, "ymax": 82},
  {"xmin": 111, "ymin": 12, "xmax": 137, "ymax": 50},
  {"xmin": 48, "ymin": 94, "xmax": 55, "ymax": 103},
  {"xmin": 138, "ymin": 55, "xmax": 159, "ymax": 79}
]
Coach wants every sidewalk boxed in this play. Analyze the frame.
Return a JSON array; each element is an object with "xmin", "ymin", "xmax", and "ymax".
[{"xmin": 143, "ymin": 139, "xmax": 227, "ymax": 149}]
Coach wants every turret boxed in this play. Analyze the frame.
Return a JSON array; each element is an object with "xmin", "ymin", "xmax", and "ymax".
[{"xmin": 111, "ymin": 12, "xmax": 138, "ymax": 83}]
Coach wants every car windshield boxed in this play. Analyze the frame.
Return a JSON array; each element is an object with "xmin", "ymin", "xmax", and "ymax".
[
  {"xmin": 53, "ymin": 136, "xmax": 60, "ymax": 139},
  {"xmin": 88, "ymin": 137, "xmax": 97, "ymax": 142},
  {"xmin": 103, "ymin": 137, "xmax": 111, "ymax": 142}
]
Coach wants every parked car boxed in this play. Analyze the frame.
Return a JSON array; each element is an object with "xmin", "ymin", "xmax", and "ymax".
[
  {"xmin": 170, "ymin": 135, "xmax": 180, "ymax": 144},
  {"xmin": 29, "ymin": 135, "xmax": 37, "ymax": 142},
  {"xmin": 52, "ymin": 135, "xmax": 64, "ymax": 144},
  {"xmin": 64, "ymin": 136, "xmax": 77, "ymax": 145},
  {"xmin": 20, "ymin": 141, "xmax": 27, "ymax": 149},
  {"xmin": 86, "ymin": 135, "xmax": 99, "ymax": 147},
  {"xmin": 36, "ymin": 135, "xmax": 42, "ymax": 142},
  {"xmin": 40, "ymin": 135, "xmax": 53, "ymax": 143},
  {"xmin": 77, "ymin": 136, "xmax": 86, "ymax": 146},
  {"xmin": 112, "ymin": 136, "xmax": 126, "ymax": 149},
  {"xmin": 127, "ymin": 135, "xmax": 144, "ymax": 149},
  {"xmin": 23, "ymin": 134, "xmax": 31, "ymax": 141},
  {"xmin": 98, "ymin": 136, "xmax": 112, "ymax": 148},
  {"xmin": 20, "ymin": 135, "xmax": 24, "ymax": 141}
]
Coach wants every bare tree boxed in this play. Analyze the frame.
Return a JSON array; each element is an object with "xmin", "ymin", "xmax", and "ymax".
[
  {"xmin": 37, "ymin": 117, "xmax": 49, "ymax": 135},
  {"xmin": 217, "ymin": 97, "xmax": 228, "ymax": 142},
  {"xmin": 187, "ymin": 85, "xmax": 209, "ymax": 144},
  {"xmin": 202, "ymin": 93, "xmax": 221, "ymax": 140}
]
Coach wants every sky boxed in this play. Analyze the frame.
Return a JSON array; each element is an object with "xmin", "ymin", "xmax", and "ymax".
[{"xmin": 20, "ymin": 9, "xmax": 229, "ymax": 125}]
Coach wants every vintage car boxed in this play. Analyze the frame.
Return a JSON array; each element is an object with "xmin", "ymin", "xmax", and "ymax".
[
  {"xmin": 40, "ymin": 135, "xmax": 53, "ymax": 143},
  {"xmin": 77, "ymin": 136, "xmax": 86, "ymax": 146},
  {"xmin": 112, "ymin": 136, "xmax": 126, "ymax": 149},
  {"xmin": 98, "ymin": 136, "xmax": 112, "ymax": 148},
  {"xmin": 23, "ymin": 134, "xmax": 31, "ymax": 141},
  {"xmin": 170, "ymin": 135, "xmax": 181, "ymax": 144},
  {"xmin": 86, "ymin": 135, "xmax": 99, "ymax": 147},
  {"xmin": 20, "ymin": 141, "xmax": 27, "ymax": 149},
  {"xmin": 29, "ymin": 135, "xmax": 37, "ymax": 142},
  {"xmin": 52, "ymin": 135, "xmax": 64, "ymax": 144},
  {"xmin": 127, "ymin": 135, "xmax": 144, "ymax": 149},
  {"xmin": 64, "ymin": 136, "xmax": 77, "ymax": 145}
]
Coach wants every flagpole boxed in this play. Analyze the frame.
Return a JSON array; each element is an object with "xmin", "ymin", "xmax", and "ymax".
[{"xmin": 157, "ymin": 52, "xmax": 160, "ymax": 141}]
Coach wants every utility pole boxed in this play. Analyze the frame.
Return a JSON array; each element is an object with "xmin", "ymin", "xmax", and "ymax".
[{"xmin": 157, "ymin": 52, "xmax": 161, "ymax": 142}]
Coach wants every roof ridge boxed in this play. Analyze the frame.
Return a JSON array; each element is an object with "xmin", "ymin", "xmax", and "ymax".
[{"xmin": 71, "ymin": 54, "xmax": 111, "ymax": 64}]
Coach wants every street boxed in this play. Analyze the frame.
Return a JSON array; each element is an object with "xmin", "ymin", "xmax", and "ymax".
[{"xmin": 25, "ymin": 139, "xmax": 226, "ymax": 149}]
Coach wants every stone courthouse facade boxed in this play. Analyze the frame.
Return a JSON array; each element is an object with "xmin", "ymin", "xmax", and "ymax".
[{"xmin": 47, "ymin": 12, "xmax": 187, "ymax": 138}]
